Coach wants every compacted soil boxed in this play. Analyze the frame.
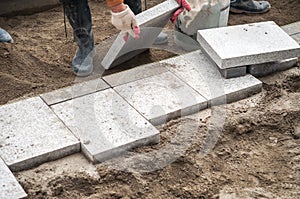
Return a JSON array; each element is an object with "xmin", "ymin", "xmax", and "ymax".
[{"xmin": 0, "ymin": 0, "xmax": 300, "ymax": 198}]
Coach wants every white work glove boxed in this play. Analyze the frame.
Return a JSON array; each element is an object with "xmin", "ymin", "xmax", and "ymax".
[{"xmin": 111, "ymin": 5, "xmax": 140, "ymax": 41}]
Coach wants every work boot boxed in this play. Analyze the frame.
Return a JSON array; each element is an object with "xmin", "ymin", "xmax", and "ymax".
[
  {"xmin": 230, "ymin": 0, "xmax": 271, "ymax": 14},
  {"xmin": 153, "ymin": 32, "xmax": 168, "ymax": 45},
  {"xmin": 62, "ymin": 0, "xmax": 94, "ymax": 76}
]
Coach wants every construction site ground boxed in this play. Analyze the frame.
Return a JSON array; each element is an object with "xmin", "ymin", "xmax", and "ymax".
[{"xmin": 0, "ymin": 0, "xmax": 300, "ymax": 198}]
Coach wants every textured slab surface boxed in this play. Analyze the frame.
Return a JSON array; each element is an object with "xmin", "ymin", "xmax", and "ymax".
[
  {"xmin": 114, "ymin": 72, "xmax": 208, "ymax": 125},
  {"xmin": 291, "ymin": 33, "xmax": 300, "ymax": 44},
  {"xmin": 103, "ymin": 62, "xmax": 168, "ymax": 87},
  {"xmin": 101, "ymin": 0, "xmax": 179, "ymax": 69},
  {"xmin": 160, "ymin": 50, "xmax": 262, "ymax": 104},
  {"xmin": 197, "ymin": 21, "xmax": 300, "ymax": 69},
  {"xmin": 0, "ymin": 97, "xmax": 80, "ymax": 171},
  {"xmin": 51, "ymin": 89, "xmax": 159, "ymax": 163},
  {"xmin": 40, "ymin": 78, "xmax": 109, "ymax": 105},
  {"xmin": 282, "ymin": 21, "xmax": 300, "ymax": 36},
  {"xmin": 0, "ymin": 158, "xmax": 27, "ymax": 199},
  {"xmin": 248, "ymin": 57, "xmax": 298, "ymax": 77}
]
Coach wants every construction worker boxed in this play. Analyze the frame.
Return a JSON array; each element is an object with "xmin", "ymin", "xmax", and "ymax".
[
  {"xmin": 61, "ymin": 0, "xmax": 189, "ymax": 77},
  {"xmin": 230, "ymin": 0, "xmax": 271, "ymax": 13}
]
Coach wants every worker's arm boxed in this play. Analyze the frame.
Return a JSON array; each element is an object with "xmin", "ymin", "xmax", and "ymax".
[{"xmin": 106, "ymin": 0, "xmax": 140, "ymax": 41}]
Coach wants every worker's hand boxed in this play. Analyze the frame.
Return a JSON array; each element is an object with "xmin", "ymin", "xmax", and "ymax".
[
  {"xmin": 171, "ymin": 0, "xmax": 191, "ymax": 23},
  {"xmin": 111, "ymin": 4, "xmax": 140, "ymax": 41}
]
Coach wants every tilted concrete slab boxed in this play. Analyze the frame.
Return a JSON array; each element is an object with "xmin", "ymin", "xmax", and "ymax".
[
  {"xmin": 114, "ymin": 72, "xmax": 208, "ymax": 125},
  {"xmin": 0, "ymin": 97, "xmax": 80, "ymax": 171},
  {"xmin": 51, "ymin": 89, "xmax": 159, "ymax": 163},
  {"xmin": 101, "ymin": 0, "xmax": 179, "ymax": 69},
  {"xmin": 160, "ymin": 50, "xmax": 262, "ymax": 105},
  {"xmin": 248, "ymin": 57, "xmax": 298, "ymax": 77},
  {"xmin": 197, "ymin": 21, "xmax": 300, "ymax": 69},
  {"xmin": 0, "ymin": 158, "xmax": 27, "ymax": 199},
  {"xmin": 40, "ymin": 78, "xmax": 109, "ymax": 105},
  {"xmin": 282, "ymin": 21, "xmax": 300, "ymax": 36},
  {"xmin": 103, "ymin": 62, "xmax": 168, "ymax": 87}
]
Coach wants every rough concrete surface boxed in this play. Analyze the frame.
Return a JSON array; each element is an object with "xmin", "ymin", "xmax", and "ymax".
[
  {"xmin": 40, "ymin": 78, "xmax": 109, "ymax": 105},
  {"xmin": 0, "ymin": 158, "xmax": 27, "ymax": 199},
  {"xmin": 114, "ymin": 71, "xmax": 208, "ymax": 125},
  {"xmin": 160, "ymin": 50, "xmax": 262, "ymax": 105},
  {"xmin": 103, "ymin": 62, "xmax": 168, "ymax": 87},
  {"xmin": 0, "ymin": 97, "xmax": 80, "ymax": 171},
  {"xmin": 51, "ymin": 88, "xmax": 159, "ymax": 163}
]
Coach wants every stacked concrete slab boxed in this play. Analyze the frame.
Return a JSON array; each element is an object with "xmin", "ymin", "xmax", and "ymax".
[{"xmin": 197, "ymin": 21, "xmax": 300, "ymax": 78}]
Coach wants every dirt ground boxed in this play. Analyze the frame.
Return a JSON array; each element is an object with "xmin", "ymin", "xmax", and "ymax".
[
  {"xmin": 0, "ymin": 0, "xmax": 300, "ymax": 105},
  {"xmin": 0, "ymin": 0, "xmax": 300, "ymax": 198}
]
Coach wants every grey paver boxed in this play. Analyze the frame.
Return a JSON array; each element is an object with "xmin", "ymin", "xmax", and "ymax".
[
  {"xmin": 103, "ymin": 62, "xmax": 168, "ymax": 87},
  {"xmin": 114, "ymin": 71, "xmax": 208, "ymax": 125},
  {"xmin": 282, "ymin": 21, "xmax": 300, "ymax": 36},
  {"xmin": 248, "ymin": 57, "xmax": 298, "ymax": 77},
  {"xmin": 160, "ymin": 50, "xmax": 262, "ymax": 105},
  {"xmin": 40, "ymin": 78, "xmax": 109, "ymax": 105},
  {"xmin": 197, "ymin": 21, "xmax": 300, "ymax": 69},
  {"xmin": 0, "ymin": 158, "xmax": 27, "ymax": 199},
  {"xmin": 101, "ymin": 0, "xmax": 179, "ymax": 69},
  {"xmin": 0, "ymin": 97, "xmax": 80, "ymax": 171},
  {"xmin": 291, "ymin": 33, "xmax": 300, "ymax": 44},
  {"xmin": 51, "ymin": 89, "xmax": 159, "ymax": 163},
  {"xmin": 219, "ymin": 66, "xmax": 247, "ymax": 79}
]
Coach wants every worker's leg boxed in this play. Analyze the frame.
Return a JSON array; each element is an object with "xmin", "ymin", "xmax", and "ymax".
[
  {"xmin": 230, "ymin": 0, "xmax": 271, "ymax": 14},
  {"xmin": 61, "ymin": 0, "xmax": 94, "ymax": 76},
  {"xmin": 124, "ymin": 0, "xmax": 142, "ymax": 15}
]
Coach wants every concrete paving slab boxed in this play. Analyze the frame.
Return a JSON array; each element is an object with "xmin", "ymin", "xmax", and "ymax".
[
  {"xmin": 101, "ymin": 0, "xmax": 179, "ymax": 69},
  {"xmin": 40, "ymin": 78, "xmax": 109, "ymax": 105},
  {"xmin": 51, "ymin": 89, "xmax": 159, "ymax": 163},
  {"xmin": 219, "ymin": 66, "xmax": 247, "ymax": 79},
  {"xmin": 197, "ymin": 21, "xmax": 300, "ymax": 69},
  {"xmin": 248, "ymin": 57, "xmax": 298, "ymax": 77},
  {"xmin": 291, "ymin": 33, "xmax": 300, "ymax": 44},
  {"xmin": 114, "ymin": 72, "xmax": 208, "ymax": 125},
  {"xmin": 160, "ymin": 50, "xmax": 262, "ymax": 105},
  {"xmin": 103, "ymin": 62, "xmax": 168, "ymax": 87},
  {"xmin": 0, "ymin": 158, "xmax": 27, "ymax": 199},
  {"xmin": 0, "ymin": 97, "xmax": 80, "ymax": 171},
  {"xmin": 282, "ymin": 21, "xmax": 300, "ymax": 36}
]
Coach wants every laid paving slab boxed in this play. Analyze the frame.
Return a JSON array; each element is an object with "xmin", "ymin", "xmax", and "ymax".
[
  {"xmin": 197, "ymin": 21, "xmax": 300, "ymax": 70},
  {"xmin": 101, "ymin": 0, "xmax": 179, "ymax": 69},
  {"xmin": 40, "ymin": 78, "xmax": 109, "ymax": 105},
  {"xmin": 114, "ymin": 71, "xmax": 208, "ymax": 125},
  {"xmin": 0, "ymin": 158, "xmax": 27, "ymax": 199},
  {"xmin": 0, "ymin": 97, "xmax": 80, "ymax": 171},
  {"xmin": 248, "ymin": 57, "xmax": 298, "ymax": 77},
  {"xmin": 51, "ymin": 89, "xmax": 159, "ymax": 163},
  {"xmin": 103, "ymin": 62, "xmax": 168, "ymax": 87},
  {"xmin": 160, "ymin": 50, "xmax": 262, "ymax": 105},
  {"xmin": 291, "ymin": 33, "xmax": 300, "ymax": 44},
  {"xmin": 282, "ymin": 21, "xmax": 300, "ymax": 36}
]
